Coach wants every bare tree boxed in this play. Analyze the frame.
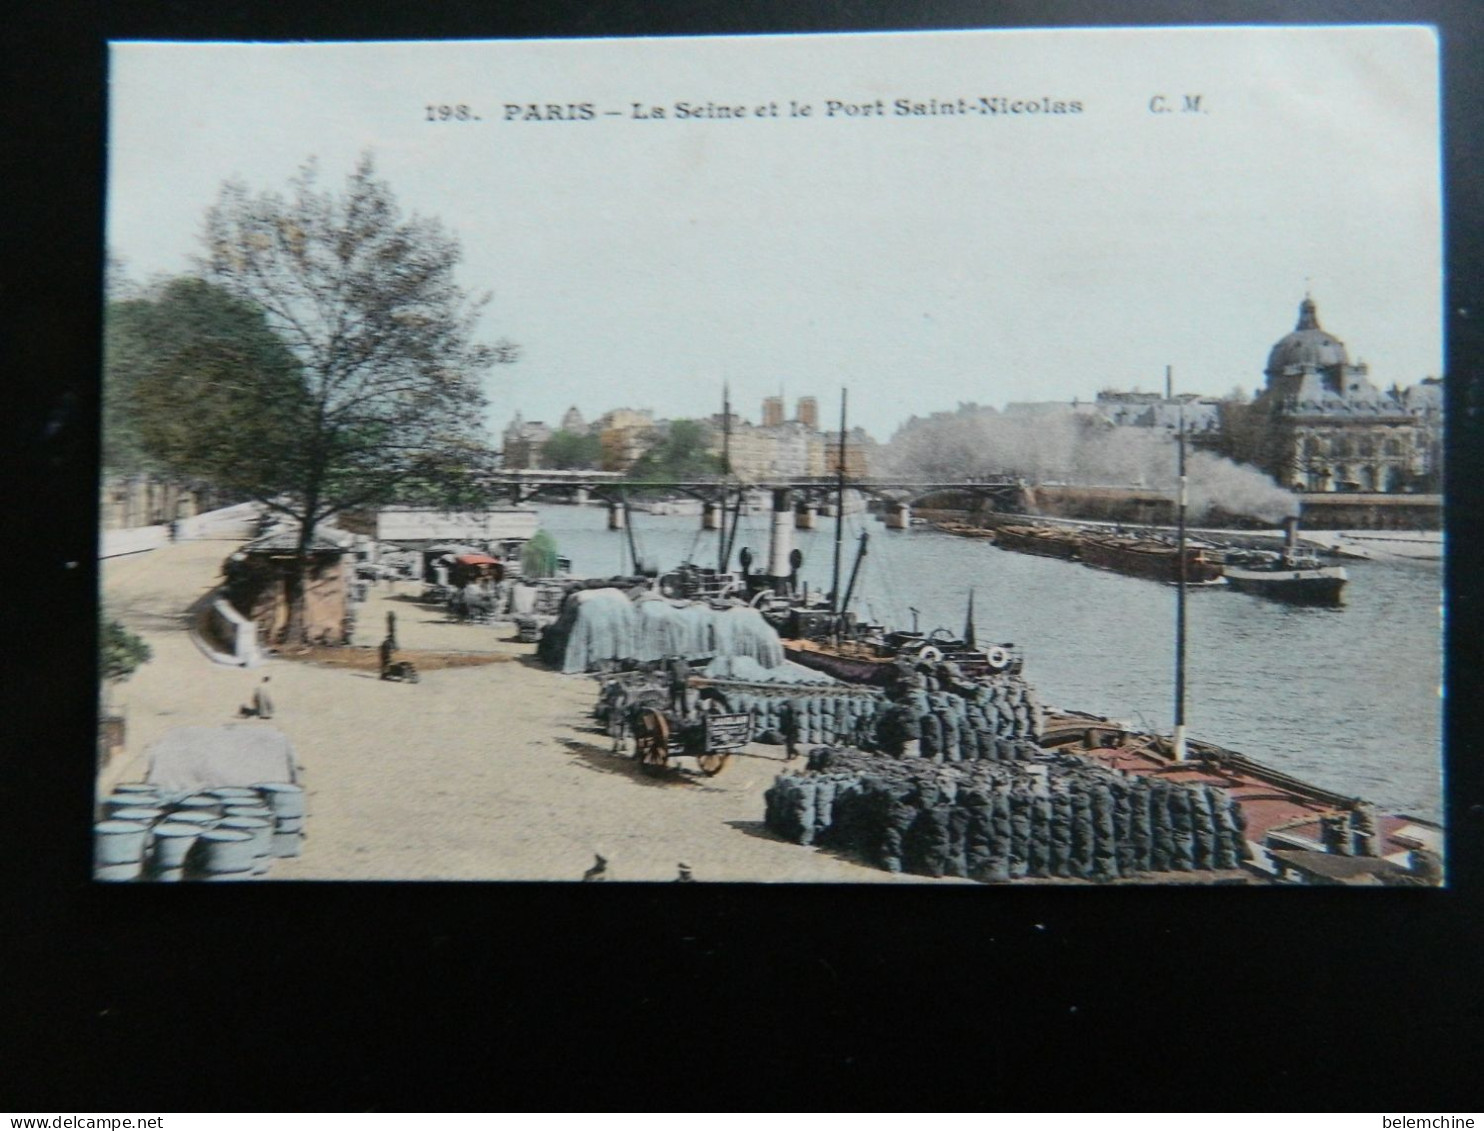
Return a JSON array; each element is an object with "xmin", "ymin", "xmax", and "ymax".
[{"xmin": 198, "ymin": 153, "xmax": 517, "ymax": 639}]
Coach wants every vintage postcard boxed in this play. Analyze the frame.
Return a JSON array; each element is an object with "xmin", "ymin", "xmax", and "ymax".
[{"xmin": 98, "ymin": 27, "xmax": 1444, "ymax": 884}]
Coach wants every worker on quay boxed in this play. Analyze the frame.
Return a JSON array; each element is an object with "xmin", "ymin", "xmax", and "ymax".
[
  {"xmin": 379, "ymin": 634, "xmax": 396, "ymax": 679},
  {"xmin": 779, "ymin": 698, "xmax": 801, "ymax": 761},
  {"xmin": 666, "ymin": 655, "xmax": 692, "ymax": 716},
  {"xmin": 251, "ymin": 676, "xmax": 275, "ymax": 720},
  {"xmin": 604, "ymin": 679, "xmax": 631, "ymax": 754}
]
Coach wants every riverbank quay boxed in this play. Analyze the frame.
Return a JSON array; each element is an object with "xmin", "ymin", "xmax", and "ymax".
[{"xmin": 99, "ymin": 537, "xmax": 931, "ymax": 881}]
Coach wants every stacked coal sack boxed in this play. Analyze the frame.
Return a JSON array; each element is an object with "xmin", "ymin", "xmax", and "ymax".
[
  {"xmin": 724, "ymin": 687, "xmax": 883, "ymax": 747},
  {"xmin": 874, "ymin": 676, "xmax": 1044, "ymax": 762},
  {"xmin": 93, "ymin": 782, "xmax": 306, "ymax": 881},
  {"xmin": 763, "ymin": 748, "xmax": 1249, "ymax": 883},
  {"xmin": 539, "ymin": 587, "xmax": 785, "ymax": 673}
]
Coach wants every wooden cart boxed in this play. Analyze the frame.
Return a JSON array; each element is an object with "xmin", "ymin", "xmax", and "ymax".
[{"xmin": 630, "ymin": 696, "xmax": 752, "ymax": 777}]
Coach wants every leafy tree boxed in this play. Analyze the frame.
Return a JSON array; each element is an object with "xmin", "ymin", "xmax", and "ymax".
[
  {"xmin": 141, "ymin": 154, "xmax": 516, "ymax": 640},
  {"xmin": 541, "ymin": 429, "xmax": 602, "ymax": 470},
  {"xmin": 105, "ymin": 277, "xmax": 308, "ymax": 480},
  {"xmin": 521, "ymin": 529, "xmax": 561, "ymax": 578},
  {"xmin": 628, "ymin": 419, "xmax": 722, "ymax": 482}
]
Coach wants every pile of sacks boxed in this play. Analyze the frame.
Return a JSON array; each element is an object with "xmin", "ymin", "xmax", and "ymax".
[
  {"xmin": 763, "ymin": 747, "xmax": 1249, "ymax": 883},
  {"xmin": 875, "ymin": 675, "xmax": 1043, "ymax": 758},
  {"xmin": 719, "ymin": 686, "xmax": 883, "ymax": 747},
  {"xmin": 538, "ymin": 587, "xmax": 784, "ymax": 674}
]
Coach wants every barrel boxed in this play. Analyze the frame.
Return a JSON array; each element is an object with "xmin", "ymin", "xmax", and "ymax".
[
  {"xmin": 103, "ymin": 794, "xmax": 160, "ymax": 818},
  {"xmin": 223, "ymin": 804, "xmax": 273, "ymax": 822},
  {"xmin": 95, "ymin": 819, "xmax": 150, "ymax": 881},
  {"xmin": 172, "ymin": 794, "xmax": 224, "ymax": 816},
  {"xmin": 272, "ymin": 830, "xmax": 303, "ymax": 858},
  {"xmin": 186, "ymin": 828, "xmax": 257, "ymax": 881},
  {"xmin": 109, "ymin": 806, "xmax": 165, "ymax": 826},
  {"xmin": 165, "ymin": 810, "xmax": 221, "ymax": 830},
  {"xmin": 218, "ymin": 816, "xmax": 273, "ymax": 874},
  {"xmin": 112, "ymin": 783, "xmax": 161, "ymax": 798},
  {"xmin": 208, "ymin": 787, "xmax": 261, "ymax": 803},
  {"xmin": 252, "ymin": 782, "xmax": 305, "ymax": 820},
  {"xmin": 147, "ymin": 821, "xmax": 202, "ymax": 879}
]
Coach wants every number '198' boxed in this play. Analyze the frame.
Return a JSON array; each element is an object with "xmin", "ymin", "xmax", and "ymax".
[{"xmin": 426, "ymin": 104, "xmax": 477, "ymax": 121}]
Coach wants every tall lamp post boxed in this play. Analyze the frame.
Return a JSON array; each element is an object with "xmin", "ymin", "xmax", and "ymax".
[{"xmin": 1173, "ymin": 367, "xmax": 1188, "ymax": 762}]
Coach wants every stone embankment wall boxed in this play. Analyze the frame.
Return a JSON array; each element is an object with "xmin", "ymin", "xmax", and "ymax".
[{"xmin": 100, "ymin": 502, "xmax": 262, "ymax": 558}]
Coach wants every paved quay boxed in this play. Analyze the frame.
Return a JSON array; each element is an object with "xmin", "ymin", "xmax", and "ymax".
[{"xmin": 101, "ymin": 538, "xmax": 921, "ymax": 882}]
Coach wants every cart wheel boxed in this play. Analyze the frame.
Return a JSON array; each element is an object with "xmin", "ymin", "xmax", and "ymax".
[
  {"xmin": 633, "ymin": 708, "xmax": 670, "ymax": 776},
  {"xmin": 695, "ymin": 751, "xmax": 732, "ymax": 776}
]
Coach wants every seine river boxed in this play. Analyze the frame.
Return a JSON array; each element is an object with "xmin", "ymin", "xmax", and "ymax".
[{"xmin": 535, "ymin": 503, "xmax": 1445, "ymax": 822}]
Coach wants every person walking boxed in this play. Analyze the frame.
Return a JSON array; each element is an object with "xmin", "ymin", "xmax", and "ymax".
[{"xmin": 379, "ymin": 635, "xmax": 396, "ymax": 679}]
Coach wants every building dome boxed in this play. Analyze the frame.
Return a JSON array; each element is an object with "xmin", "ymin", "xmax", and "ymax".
[{"xmin": 1265, "ymin": 297, "xmax": 1350, "ymax": 377}]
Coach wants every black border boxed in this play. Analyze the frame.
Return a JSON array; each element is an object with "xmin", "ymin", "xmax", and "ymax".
[{"xmin": 6, "ymin": 1, "xmax": 1482, "ymax": 1111}]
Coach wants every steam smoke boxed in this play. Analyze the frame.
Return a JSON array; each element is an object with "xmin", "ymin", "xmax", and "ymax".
[{"xmin": 878, "ymin": 407, "xmax": 1299, "ymax": 524}]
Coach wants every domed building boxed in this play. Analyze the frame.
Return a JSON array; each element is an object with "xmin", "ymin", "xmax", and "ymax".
[{"xmin": 1245, "ymin": 297, "xmax": 1433, "ymax": 493}]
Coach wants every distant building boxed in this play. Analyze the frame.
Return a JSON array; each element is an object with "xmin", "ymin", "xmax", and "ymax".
[
  {"xmin": 704, "ymin": 395, "xmax": 873, "ymax": 482},
  {"xmin": 1095, "ymin": 390, "xmax": 1222, "ymax": 436},
  {"xmin": 1002, "ymin": 400, "xmax": 1102, "ymax": 418},
  {"xmin": 811, "ymin": 428, "xmax": 872, "ymax": 478},
  {"xmin": 1227, "ymin": 297, "xmax": 1440, "ymax": 492},
  {"xmin": 502, "ymin": 411, "xmax": 553, "ymax": 470},
  {"xmin": 559, "ymin": 405, "xmax": 587, "ymax": 434},
  {"xmin": 594, "ymin": 408, "xmax": 656, "ymax": 472}
]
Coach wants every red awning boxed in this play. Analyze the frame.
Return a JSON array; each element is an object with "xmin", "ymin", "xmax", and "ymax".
[{"xmin": 452, "ymin": 553, "xmax": 499, "ymax": 566}]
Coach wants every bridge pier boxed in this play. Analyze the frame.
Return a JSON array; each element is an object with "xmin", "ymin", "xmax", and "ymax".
[
  {"xmin": 574, "ymin": 486, "xmax": 589, "ymax": 506},
  {"xmin": 794, "ymin": 501, "xmax": 818, "ymax": 530},
  {"xmin": 702, "ymin": 501, "xmax": 721, "ymax": 531},
  {"xmin": 885, "ymin": 501, "xmax": 912, "ymax": 530},
  {"xmin": 607, "ymin": 502, "xmax": 626, "ymax": 531}
]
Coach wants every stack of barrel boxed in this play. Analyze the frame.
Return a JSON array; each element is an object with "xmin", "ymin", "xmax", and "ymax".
[
  {"xmin": 763, "ymin": 747, "xmax": 1250, "ymax": 883},
  {"xmin": 875, "ymin": 676, "xmax": 1043, "ymax": 760},
  {"xmin": 93, "ymin": 781, "xmax": 306, "ymax": 882}
]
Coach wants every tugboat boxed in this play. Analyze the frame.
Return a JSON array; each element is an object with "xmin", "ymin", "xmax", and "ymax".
[{"xmin": 1220, "ymin": 517, "xmax": 1347, "ymax": 606}]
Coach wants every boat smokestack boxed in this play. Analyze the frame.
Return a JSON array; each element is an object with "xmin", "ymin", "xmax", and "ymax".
[
  {"xmin": 1283, "ymin": 514, "xmax": 1299, "ymax": 556},
  {"xmin": 768, "ymin": 487, "xmax": 794, "ymax": 593}
]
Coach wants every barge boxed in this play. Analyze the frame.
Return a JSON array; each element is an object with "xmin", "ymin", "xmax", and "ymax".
[{"xmin": 1079, "ymin": 533, "xmax": 1224, "ymax": 586}]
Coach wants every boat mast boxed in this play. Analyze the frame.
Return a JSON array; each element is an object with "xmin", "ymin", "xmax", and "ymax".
[
  {"xmin": 840, "ymin": 531, "xmax": 869, "ymax": 620},
  {"xmin": 830, "ymin": 388, "xmax": 847, "ymax": 615},
  {"xmin": 1173, "ymin": 367, "xmax": 1188, "ymax": 762},
  {"xmin": 718, "ymin": 381, "xmax": 731, "ymax": 574}
]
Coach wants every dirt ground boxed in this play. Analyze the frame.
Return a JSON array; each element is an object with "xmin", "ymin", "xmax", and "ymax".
[{"xmin": 100, "ymin": 539, "xmax": 928, "ymax": 882}]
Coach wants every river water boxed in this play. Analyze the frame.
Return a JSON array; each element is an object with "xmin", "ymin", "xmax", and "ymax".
[{"xmin": 535, "ymin": 503, "xmax": 1445, "ymax": 821}]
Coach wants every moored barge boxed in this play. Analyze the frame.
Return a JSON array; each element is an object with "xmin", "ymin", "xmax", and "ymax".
[{"xmin": 1079, "ymin": 534, "xmax": 1225, "ymax": 586}]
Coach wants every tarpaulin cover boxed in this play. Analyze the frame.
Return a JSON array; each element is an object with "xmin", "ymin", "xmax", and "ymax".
[
  {"xmin": 453, "ymin": 553, "xmax": 499, "ymax": 566},
  {"xmin": 705, "ymin": 655, "xmax": 836, "ymax": 685},
  {"xmin": 538, "ymin": 588, "xmax": 785, "ymax": 673},
  {"xmin": 144, "ymin": 725, "xmax": 297, "ymax": 792}
]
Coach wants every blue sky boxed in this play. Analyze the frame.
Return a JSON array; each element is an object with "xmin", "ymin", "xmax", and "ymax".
[{"xmin": 108, "ymin": 27, "xmax": 1442, "ymax": 440}]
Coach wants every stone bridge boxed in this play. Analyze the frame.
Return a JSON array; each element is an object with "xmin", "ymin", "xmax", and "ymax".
[{"xmin": 480, "ymin": 471, "xmax": 1025, "ymax": 530}]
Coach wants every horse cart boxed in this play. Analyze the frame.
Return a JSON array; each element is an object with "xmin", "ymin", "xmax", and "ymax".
[{"xmin": 629, "ymin": 690, "xmax": 753, "ymax": 777}]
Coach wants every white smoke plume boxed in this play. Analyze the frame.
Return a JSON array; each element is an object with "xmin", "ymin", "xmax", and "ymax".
[{"xmin": 878, "ymin": 406, "xmax": 1299, "ymax": 524}]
